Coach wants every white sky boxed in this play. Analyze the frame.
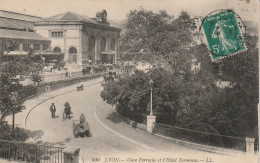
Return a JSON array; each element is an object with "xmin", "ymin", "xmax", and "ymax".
[{"xmin": 0, "ymin": 0, "xmax": 259, "ymax": 22}]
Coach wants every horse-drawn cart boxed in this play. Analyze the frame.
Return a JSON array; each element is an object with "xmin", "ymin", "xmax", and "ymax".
[{"xmin": 73, "ymin": 120, "xmax": 92, "ymax": 138}]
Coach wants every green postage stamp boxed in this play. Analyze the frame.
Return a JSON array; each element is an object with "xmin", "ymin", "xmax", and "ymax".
[{"xmin": 201, "ymin": 9, "xmax": 247, "ymax": 62}]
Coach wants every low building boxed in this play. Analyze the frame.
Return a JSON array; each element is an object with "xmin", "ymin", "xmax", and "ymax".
[
  {"xmin": 34, "ymin": 10, "xmax": 122, "ymax": 65},
  {"xmin": 0, "ymin": 10, "xmax": 52, "ymax": 60}
]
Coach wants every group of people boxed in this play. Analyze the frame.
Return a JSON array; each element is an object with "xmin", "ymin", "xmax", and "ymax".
[
  {"xmin": 49, "ymin": 101, "xmax": 72, "ymax": 119},
  {"xmin": 50, "ymin": 80, "xmax": 85, "ymax": 118},
  {"xmin": 49, "ymin": 102, "xmax": 87, "ymax": 130}
]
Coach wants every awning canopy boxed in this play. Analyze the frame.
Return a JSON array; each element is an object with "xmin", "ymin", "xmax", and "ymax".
[
  {"xmin": 2, "ymin": 50, "xmax": 28, "ymax": 56},
  {"xmin": 34, "ymin": 51, "xmax": 64, "ymax": 55},
  {"xmin": 100, "ymin": 50, "xmax": 115, "ymax": 55}
]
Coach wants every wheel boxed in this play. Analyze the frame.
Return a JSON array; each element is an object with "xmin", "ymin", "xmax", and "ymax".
[
  {"xmin": 73, "ymin": 129, "xmax": 79, "ymax": 138},
  {"xmin": 73, "ymin": 130, "xmax": 76, "ymax": 138},
  {"xmin": 86, "ymin": 130, "xmax": 92, "ymax": 137}
]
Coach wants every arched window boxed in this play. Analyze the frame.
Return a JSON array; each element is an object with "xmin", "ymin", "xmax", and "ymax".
[
  {"xmin": 53, "ymin": 47, "xmax": 61, "ymax": 53},
  {"xmin": 110, "ymin": 38, "xmax": 115, "ymax": 51},
  {"xmin": 101, "ymin": 37, "xmax": 106, "ymax": 52},
  {"xmin": 69, "ymin": 47, "xmax": 77, "ymax": 54},
  {"xmin": 89, "ymin": 35, "xmax": 95, "ymax": 53}
]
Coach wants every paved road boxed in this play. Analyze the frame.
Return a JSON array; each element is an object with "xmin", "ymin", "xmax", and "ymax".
[{"xmin": 8, "ymin": 78, "xmax": 251, "ymax": 163}]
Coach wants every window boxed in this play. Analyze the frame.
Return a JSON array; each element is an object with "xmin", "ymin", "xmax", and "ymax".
[
  {"xmin": 52, "ymin": 31, "xmax": 63, "ymax": 38},
  {"xmin": 53, "ymin": 47, "xmax": 61, "ymax": 53},
  {"xmin": 23, "ymin": 43, "xmax": 30, "ymax": 51},
  {"xmin": 33, "ymin": 44, "xmax": 40, "ymax": 51},
  {"xmin": 0, "ymin": 42, "xmax": 8, "ymax": 52},
  {"xmin": 89, "ymin": 35, "xmax": 95, "ymax": 52},
  {"xmin": 69, "ymin": 47, "xmax": 77, "ymax": 54},
  {"xmin": 43, "ymin": 44, "xmax": 49, "ymax": 50},
  {"xmin": 110, "ymin": 38, "xmax": 115, "ymax": 51},
  {"xmin": 101, "ymin": 37, "xmax": 106, "ymax": 51}
]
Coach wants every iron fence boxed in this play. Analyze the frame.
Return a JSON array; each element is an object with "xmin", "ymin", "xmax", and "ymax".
[
  {"xmin": 154, "ymin": 123, "xmax": 246, "ymax": 152},
  {"xmin": 0, "ymin": 139, "xmax": 64, "ymax": 163}
]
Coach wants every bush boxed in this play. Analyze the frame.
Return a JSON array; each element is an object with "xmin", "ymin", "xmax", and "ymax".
[{"xmin": 0, "ymin": 123, "xmax": 29, "ymax": 142}]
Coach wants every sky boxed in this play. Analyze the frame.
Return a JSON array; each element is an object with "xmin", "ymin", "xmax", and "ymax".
[{"xmin": 0, "ymin": 0, "xmax": 259, "ymax": 22}]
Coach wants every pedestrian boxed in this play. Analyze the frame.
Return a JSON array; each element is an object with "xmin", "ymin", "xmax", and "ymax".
[
  {"xmin": 80, "ymin": 80, "xmax": 84, "ymax": 88},
  {"xmin": 50, "ymin": 103, "xmax": 56, "ymax": 118},
  {"xmin": 64, "ymin": 102, "xmax": 71, "ymax": 119}
]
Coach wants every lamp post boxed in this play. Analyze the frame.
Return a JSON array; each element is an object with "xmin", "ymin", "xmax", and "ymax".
[
  {"xmin": 149, "ymin": 79, "xmax": 154, "ymax": 116},
  {"xmin": 10, "ymin": 92, "xmax": 17, "ymax": 133},
  {"xmin": 147, "ymin": 79, "xmax": 156, "ymax": 133}
]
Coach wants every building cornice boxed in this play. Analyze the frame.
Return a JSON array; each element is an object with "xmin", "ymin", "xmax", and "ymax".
[{"xmin": 35, "ymin": 20, "xmax": 122, "ymax": 32}]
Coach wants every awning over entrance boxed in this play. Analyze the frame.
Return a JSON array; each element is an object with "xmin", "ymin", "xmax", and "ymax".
[{"xmin": 100, "ymin": 50, "xmax": 115, "ymax": 55}]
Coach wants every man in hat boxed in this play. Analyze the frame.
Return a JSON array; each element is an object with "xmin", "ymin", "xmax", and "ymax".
[
  {"xmin": 80, "ymin": 113, "xmax": 86, "ymax": 123},
  {"xmin": 50, "ymin": 103, "xmax": 56, "ymax": 118}
]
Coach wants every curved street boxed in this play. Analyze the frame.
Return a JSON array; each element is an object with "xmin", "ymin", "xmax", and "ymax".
[{"xmin": 10, "ymin": 77, "xmax": 246, "ymax": 163}]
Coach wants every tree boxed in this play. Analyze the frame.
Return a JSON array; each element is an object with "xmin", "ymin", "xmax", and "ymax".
[
  {"xmin": 210, "ymin": 34, "xmax": 259, "ymax": 137},
  {"xmin": 121, "ymin": 9, "xmax": 193, "ymax": 67},
  {"xmin": 0, "ymin": 54, "xmax": 44, "ymax": 128}
]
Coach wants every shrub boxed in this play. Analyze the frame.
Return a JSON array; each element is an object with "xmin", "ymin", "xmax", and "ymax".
[{"xmin": 0, "ymin": 124, "xmax": 29, "ymax": 142}]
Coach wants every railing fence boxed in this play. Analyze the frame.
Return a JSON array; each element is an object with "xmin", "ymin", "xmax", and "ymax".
[
  {"xmin": 154, "ymin": 122, "xmax": 246, "ymax": 152},
  {"xmin": 0, "ymin": 139, "xmax": 64, "ymax": 163}
]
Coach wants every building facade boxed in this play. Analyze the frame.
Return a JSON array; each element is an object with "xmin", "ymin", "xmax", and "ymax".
[
  {"xmin": 34, "ymin": 10, "xmax": 122, "ymax": 65},
  {"xmin": 0, "ymin": 10, "xmax": 51, "ymax": 57}
]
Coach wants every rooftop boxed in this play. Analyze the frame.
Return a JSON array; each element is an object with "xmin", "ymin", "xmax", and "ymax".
[
  {"xmin": 0, "ymin": 10, "xmax": 40, "ymax": 31},
  {"xmin": 0, "ymin": 10, "xmax": 41, "ymax": 22},
  {"xmin": 36, "ymin": 11, "xmax": 121, "ymax": 31},
  {"xmin": 0, "ymin": 29, "xmax": 50, "ymax": 42},
  {"xmin": 0, "ymin": 17, "xmax": 34, "ymax": 30},
  {"xmin": 39, "ymin": 12, "xmax": 97, "ymax": 24}
]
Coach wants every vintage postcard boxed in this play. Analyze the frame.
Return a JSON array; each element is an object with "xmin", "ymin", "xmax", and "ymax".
[{"xmin": 0, "ymin": 0, "xmax": 259, "ymax": 163}]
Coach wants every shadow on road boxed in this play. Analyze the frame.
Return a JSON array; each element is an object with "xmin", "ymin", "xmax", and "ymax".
[
  {"xmin": 41, "ymin": 138, "xmax": 71, "ymax": 147},
  {"xmin": 25, "ymin": 129, "xmax": 71, "ymax": 147},
  {"xmin": 26, "ymin": 130, "xmax": 44, "ymax": 141},
  {"xmin": 106, "ymin": 112, "xmax": 124, "ymax": 124}
]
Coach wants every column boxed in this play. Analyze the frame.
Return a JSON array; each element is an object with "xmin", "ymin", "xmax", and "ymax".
[
  {"xmin": 78, "ymin": 30, "xmax": 82, "ymax": 65},
  {"xmin": 106, "ymin": 37, "xmax": 110, "ymax": 51},
  {"xmin": 64, "ymin": 30, "xmax": 68, "ymax": 62},
  {"xmin": 115, "ymin": 37, "xmax": 120, "ymax": 64},
  {"xmin": 63, "ymin": 146, "xmax": 80, "ymax": 163},
  {"xmin": 40, "ymin": 44, "xmax": 43, "ymax": 50},
  {"xmin": 18, "ymin": 43, "xmax": 23, "ymax": 51},
  {"xmin": 147, "ymin": 115, "xmax": 156, "ymax": 133},
  {"xmin": 30, "ymin": 43, "xmax": 34, "ymax": 50},
  {"xmin": 94, "ymin": 33, "xmax": 99, "ymax": 64},
  {"xmin": 246, "ymin": 137, "xmax": 255, "ymax": 160}
]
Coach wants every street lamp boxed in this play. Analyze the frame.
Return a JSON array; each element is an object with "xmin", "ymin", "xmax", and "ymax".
[{"xmin": 149, "ymin": 79, "xmax": 154, "ymax": 116}]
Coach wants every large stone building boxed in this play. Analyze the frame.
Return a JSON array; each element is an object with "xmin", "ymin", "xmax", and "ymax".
[
  {"xmin": 34, "ymin": 10, "xmax": 122, "ymax": 65},
  {"xmin": 0, "ymin": 10, "xmax": 51, "ymax": 58}
]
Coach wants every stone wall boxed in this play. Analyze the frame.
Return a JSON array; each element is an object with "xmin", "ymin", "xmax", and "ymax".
[{"xmin": 23, "ymin": 73, "xmax": 104, "ymax": 99}]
